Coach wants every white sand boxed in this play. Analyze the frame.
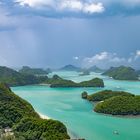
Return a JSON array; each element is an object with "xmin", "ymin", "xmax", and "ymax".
[{"xmin": 38, "ymin": 112, "xmax": 50, "ymax": 119}]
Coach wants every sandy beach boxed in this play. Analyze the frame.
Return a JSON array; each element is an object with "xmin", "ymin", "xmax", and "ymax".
[{"xmin": 38, "ymin": 112, "xmax": 50, "ymax": 119}]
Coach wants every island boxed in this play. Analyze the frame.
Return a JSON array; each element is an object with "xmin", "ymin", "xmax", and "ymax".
[
  {"xmin": 47, "ymin": 75, "xmax": 104, "ymax": 88},
  {"xmin": 19, "ymin": 66, "xmax": 51, "ymax": 75},
  {"xmin": 79, "ymin": 70, "xmax": 90, "ymax": 76},
  {"xmin": 59, "ymin": 64, "xmax": 81, "ymax": 71},
  {"xmin": 85, "ymin": 90, "xmax": 134, "ymax": 101},
  {"xmin": 0, "ymin": 83, "xmax": 70, "ymax": 140},
  {"xmin": 0, "ymin": 66, "xmax": 49, "ymax": 86},
  {"xmin": 0, "ymin": 66, "xmax": 104, "ymax": 88},
  {"xmin": 102, "ymin": 66, "xmax": 139, "ymax": 80},
  {"xmin": 82, "ymin": 90, "xmax": 140, "ymax": 116},
  {"xmin": 94, "ymin": 95, "xmax": 140, "ymax": 115},
  {"xmin": 81, "ymin": 91, "xmax": 88, "ymax": 99},
  {"xmin": 87, "ymin": 65, "xmax": 105, "ymax": 73}
]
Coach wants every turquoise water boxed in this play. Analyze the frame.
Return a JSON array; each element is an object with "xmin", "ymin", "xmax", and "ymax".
[{"xmin": 12, "ymin": 71, "xmax": 140, "ymax": 140}]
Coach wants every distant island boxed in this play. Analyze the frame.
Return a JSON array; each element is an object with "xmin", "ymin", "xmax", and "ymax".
[
  {"xmin": 0, "ymin": 66, "xmax": 48, "ymax": 86},
  {"xmin": 0, "ymin": 83, "xmax": 70, "ymax": 139},
  {"xmin": 0, "ymin": 66, "xmax": 104, "ymax": 88},
  {"xmin": 79, "ymin": 70, "xmax": 90, "ymax": 76},
  {"xmin": 102, "ymin": 66, "xmax": 139, "ymax": 80},
  {"xmin": 47, "ymin": 75, "xmax": 104, "ymax": 88},
  {"xmin": 87, "ymin": 65, "xmax": 105, "ymax": 73},
  {"xmin": 19, "ymin": 66, "xmax": 51, "ymax": 75},
  {"xmin": 59, "ymin": 64, "xmax": 105, "ymax": 73},
  {"xmin": 82, "ymin": 90, "xmax": 140, "ymax": 116},
  {"xmin": 59, "ymin": 64, "xmax": 81, "ymax": 71}
]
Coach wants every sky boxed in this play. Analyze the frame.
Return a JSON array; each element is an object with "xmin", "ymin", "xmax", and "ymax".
[{"xmin": 0, "ymin": 0, "xmax": 140, "ymax": 69}]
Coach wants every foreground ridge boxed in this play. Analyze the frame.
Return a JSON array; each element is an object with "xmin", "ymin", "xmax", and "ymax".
[{"xmin": 0, "ymin": 83, "xmax": 70, "ymax": 140}]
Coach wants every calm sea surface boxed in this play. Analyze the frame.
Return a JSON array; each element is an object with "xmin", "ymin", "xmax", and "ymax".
[{"xmin": 12, "ymin": 71, "xmax": 140, "ymax": 140}]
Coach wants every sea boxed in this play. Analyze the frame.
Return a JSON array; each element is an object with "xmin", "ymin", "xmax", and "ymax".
[{"xmin": 12, "ymin": 71, "xmax": 140, "ymax": 140}]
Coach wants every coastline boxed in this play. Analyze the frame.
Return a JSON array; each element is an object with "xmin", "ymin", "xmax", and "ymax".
[
  {"xmin": 94, "ymin": 111, "xmax": 140, "ymax": 119},
  {"xmin": 38, "ymin": 112, "xmax": 81, "ymax": 139},
  {"xmin": 38, "ymin": 112, "xmax": 50, "ymax": 120}
]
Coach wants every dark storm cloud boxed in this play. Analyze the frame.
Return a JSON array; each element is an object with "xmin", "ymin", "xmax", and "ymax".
[{"xmin": 0, "ymin": 0, "xmax": 140, "ymax": 68}]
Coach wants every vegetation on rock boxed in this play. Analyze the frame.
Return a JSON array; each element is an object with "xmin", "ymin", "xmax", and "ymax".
[
  {"xmin": 83, "ymin": 89, "xmax": 140, "ymax": 116},
  {"xmin": 87, "ymin": 65, "xmax": 105, "ymax": 73},
  {"xmin": 0, "ymin": 83, "xmax": 70, "ymax": 140},
  {"xmin": 81, "ymin": 91, "xmax": 88, "ymax": 99},
  {"xmin": 0, "ymin": 66, "xmax": 48, "ymax": 86},
  {"xmin": 86, "ymin": 90, "xmax": 134, "ymax": 101},
  {"xmin": 60, "ymin": 64, "xmax": 81, "ymax": 71},
  {"xmin": 94, "ymin": 95, "xmax": 140, "ymax": 115},
  {"xmin": 0, "ymin": 66, "xmax": 104, "ymax": 88},
  {"xmin": 47, "ymin": 75, "xmax": 104, "ymax": 88},
  {"xmin": 102, "ymin": 66, "xmax": 138, "ymax": 80},
  {"xmin": 19, "ymin": 66, "xmax": 50, "ymax": 75}
]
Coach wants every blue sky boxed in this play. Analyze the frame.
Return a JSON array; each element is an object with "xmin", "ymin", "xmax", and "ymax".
[{"xmin": 0, "ymin": 0, "xmax": 140, "ymax": 69}]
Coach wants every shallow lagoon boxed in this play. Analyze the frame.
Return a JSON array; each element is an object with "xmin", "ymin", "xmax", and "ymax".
[{"xmin": 12, "ymin": 71, "xmax": 140, "ymax": 140}]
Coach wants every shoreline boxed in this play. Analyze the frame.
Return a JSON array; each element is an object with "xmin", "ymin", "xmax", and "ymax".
[
  {"xmin": 84, "ymin": 101, "xmax": 140, "ymax": 119},
  {"xmin": 92, "ymin": 102, "xmax": 140, "ymax": 119},
  {"xmin": 38, "ymin": 112, "xmax": 51, "ymax": 120},
  {"xmin": 94, "ymin": 111, "xmax": 140, "ymax": 119},
  {"xmin": 38, "ymin": 112, "xmax": 82, "ymax": 139}
]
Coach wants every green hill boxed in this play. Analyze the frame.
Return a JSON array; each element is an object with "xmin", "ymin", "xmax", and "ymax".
[
  {"xmin": 19, "ymin": 66, "xmax": 50, "ymax": 75},
  {"xmin": 94, "ymin": 95, "xmax": 140, "ymax": 115},
  {"xmin": 60, "ymin": 64, "xmax": 81, "ymax": 71},
  {"xmin": 0, "ymin": 83, "xmax": 70, "ymax": 140},
  {"xmin": 102, "ymin": 66, "xmax": 138, "ymax": 80},
  {"xmin": 0, "ymin": 66, "xmax": 48, "ymax": 86},
  {"xmin": 0, "ymin": 66, "xmax": 104, "ymax": 88},
  {"xmin": 86, "ymin": 90, "xmax": 134, "ymax": 101},
  {"xmin": 82, "ymin": 90, "xmax": 140, "ymax": 116},
  {"xmin": 87, "ymin": 65, "xmax": 105, "ymax": 73},
  {"xmin": 48, "ymin": 75, "xmax": 104, "ymax": 88}
]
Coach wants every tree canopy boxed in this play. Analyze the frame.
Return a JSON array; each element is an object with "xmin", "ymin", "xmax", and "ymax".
[
  {"xmin": 0, "ymin": 83, "xmax": 70, "ymax": 140},
  {"xmin": 94, "ymin": 95, "xmax": 140, "ymax": 115},
  {"xmin": 102, "ymin": 66, "xmax": 139, "ymax": 80}
]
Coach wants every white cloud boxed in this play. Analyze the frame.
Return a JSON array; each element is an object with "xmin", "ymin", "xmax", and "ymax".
[
  {"xmin": 59, "ymin": 0, "xmax": 83, "ymax": 11},
  {"xmin": 86, "ymin": 52, "xmax": 108, "ymax": 62},
  {"xmin": 15, "ymin": 0, "xmax": 54, "ymax": 7},
  {"xmin": 15, "ymin": 0, "xmax": 105, "ymax": 14},
  {"xmin": 82, "ymin": 50, "xmax": 140, "ymax": 68},
  {"xmin": 82, "ymin": 52, "xmax": 127, "ymax": 68},
  {"xmin": 83, "ymin": 2, "xmax": 104, "ymax": 14},
  {"xmin": 136, "ymin": 50, "xmax": 140, "ymax": 56},
  {"xmin": 73, "ymin": 56, "xmax": 79, "ymax": 60},
  {"xmin": 134, "ymin": 50, "xmax": 140, "ymax": 60}
]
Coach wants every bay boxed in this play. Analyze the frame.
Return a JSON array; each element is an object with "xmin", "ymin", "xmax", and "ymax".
[{"xmin": 12, "ymin": 71, "xmax": 140, "ymax": 140}]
